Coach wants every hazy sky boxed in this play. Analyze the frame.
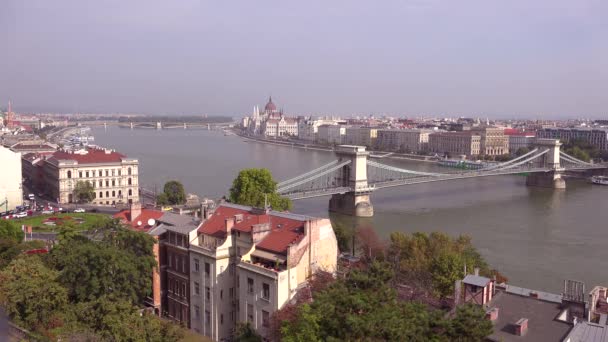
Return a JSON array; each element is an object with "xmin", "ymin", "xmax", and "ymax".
[{"xmin": 1, "ymin": 0, "xmax": 606, "ymax": 118}]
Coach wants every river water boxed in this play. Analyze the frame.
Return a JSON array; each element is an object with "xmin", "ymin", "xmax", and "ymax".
[{"xmin": 92, "ymin": 127, "xmax": 608, "ymax": 293}]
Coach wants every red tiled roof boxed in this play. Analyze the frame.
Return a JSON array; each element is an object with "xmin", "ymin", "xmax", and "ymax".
[
  {"xmin": 198, "ymin": 204, "xmax": 307, "ymax": 254},
  {"xmin": 50, "ymin": 147, "xmax": 126, "ymax": 164},
  {"xmin": 504, "ymin": 128, "xmax": 535, "ymax": 136},
  {"xmin": 113, "ymin": 209, "xmax": 164, "ymax": 232}
]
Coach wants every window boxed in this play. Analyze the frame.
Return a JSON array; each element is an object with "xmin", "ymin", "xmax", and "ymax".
[
  {"xmin": 194, "ymin": 305, "xmax": 200, "ymax": 319},
  {"xmin": 112, "ymin": 169, "xmax": 115, "ymax": 176},
  {"xmin": 86, "ymin": 171, "xmax": 89, "ymax": 177},
  {"xmin": 128, "ymin": 189, "xmax": 132, "ymax": 196},
  {"xmin": 112, "ymin": 180, "xmax": 115, "ymax": 186},
  {"xmin": 262, "ymin": 283, "xmax": 270, "ymax": 300},
  {"xmin": 99, "ymin": 180, "xmax": 102, "ymax": 187},
  {"xmin": 79, "ymin": 171, "xmax": 82, "ymax": 178},
  {"xmin": 67, "ymin": 171, "xmax": 71, "ymax": 178},
  {"xmin": 205, "ymin": 310, "xmax": 210, "ymax": 324},
  {"xmin": 105, "ymin": 191, "xmax": 109, "ymax": 198},
  {"xmin": 128, "ymin": 178, "xmax": 132, "ymax": 185},
  {"xmin": 105, "ymin": 170, "xmax": 109, "ymax": 176},
  {"xmin": 194, "ymin": 258, "xmax": 199, "ymax": 272},
  {"xmin": 112, "ymin": 191, "xmax": 115, "ymax": 197},
  {"xmin": 247, "ymin": 304, "xmax": 254, "ymax": 322},
  {"xmin": 168, "ymin": 253, "xmax": 172, "ymax": 267},
  {"xmin": 220, "ymin": 314, "xmax": 224, "ymax": 325},
  {"xmin": 168, "ymin": 279, "xmax": 173, "ymax": 293},
  {"xmin": 182, "ymin": 257, "xmax": 186, "ymax": 273},
  {"xmin": 206, "ymin": 287, "xmax": 210, "ymax": 301},
  {"xmin": 220, "ymin": 290, "xmax": 223, "ymax": 300},
  {"xmin": 105, "ymin": 180, "xmax": 109, "ymax": 187},
  {"xmin": 118, "ymin": 190, "xmax": 122, "ymax": 197},
  {"xmin": 182, "ymin": 283, "xmax": 186, "ymax": 297},
  {"xmin": 118, "ymin": 169, "xmax": 121, "ymax": 176},
  {"xmin": 194, "ymin": 282, "xmax": 200, "ymax": 295},
  {"xmin": 128, "ymin": 167, "xmax": 132, "ymax": 175},
  {"xmin": 99, "ymin": 191, "xmax": 103, "ymax": 198},
  {"xmin": 229, "ymin": 287, "xmax": 234, "ymax": 298},
  {"xmin": 205, "ymin": 262, "xmax": 210, "ymax": 277},
  {"xmin": 247, "ymin": 278, "xmax": 254, "ymax": 294},
  {"xmin": 262, "ymin": 310, "xmax": 270, "ymax": 327}
]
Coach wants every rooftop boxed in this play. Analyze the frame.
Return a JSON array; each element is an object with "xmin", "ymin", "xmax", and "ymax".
[
  {"xmin": 113, "ymin": 208, "xmax": 164, "ymax": 231},
  {"xmin": 48, "ymin": 147, "xmax": 127, "ymax": 165},
  {"xmin": 197, "ymin": 203, "xmax": 313, "ymax": 254},
  {"xmin": 487, "ymin": 291, "xmax": 572, "ymax": 342}
]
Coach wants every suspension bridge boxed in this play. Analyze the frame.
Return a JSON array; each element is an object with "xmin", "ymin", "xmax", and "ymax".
[{"xmin": 276, "ymin": 139, "xmax": 607, "ymax": 217}]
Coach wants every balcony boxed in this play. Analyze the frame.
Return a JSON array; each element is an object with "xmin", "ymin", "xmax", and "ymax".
[{"xmin": 238, "ymin": 260, "xmax": 284, "ymax": 279}]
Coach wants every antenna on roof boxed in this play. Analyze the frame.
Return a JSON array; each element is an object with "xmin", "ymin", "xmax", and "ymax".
[{"xmin": 264, "ymin": 194, "xmax": 270, "ymax": 212}]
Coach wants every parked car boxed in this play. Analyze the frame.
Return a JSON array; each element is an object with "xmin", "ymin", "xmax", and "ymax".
[
  {"xmin": 14, "ymin": 212, "xmax": 28, "ymax": 218},
  {"xmin": 73, "ymin": 208, "xmax": 86, "ymax": 213},
  {"xmin": 28, "ymin": 194, "xmax": 35, "ymax": 201},
  {"xmin": 41, "ymin": 209, "xmax": 54, "ymax": 214}
]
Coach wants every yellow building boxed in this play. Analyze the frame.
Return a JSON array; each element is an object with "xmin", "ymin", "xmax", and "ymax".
[
  {"xmin": 471, "ymin": 126, "xmax": 510, "ymax": 156},
  {"xmin": 42, "ymin": 147, "xmax": 139, "ymax": 205},
  {"xmin": 189, "ymin": 203, "xmax": 338, "ymax": 340}
]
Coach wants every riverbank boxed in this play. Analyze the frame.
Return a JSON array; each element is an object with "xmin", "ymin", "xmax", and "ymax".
[{"xmin": 236, "ymin": 131, "xmax": 439, "ymax": 164}]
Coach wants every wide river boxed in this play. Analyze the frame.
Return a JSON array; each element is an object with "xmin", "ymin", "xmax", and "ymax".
[{"xmin": 93, "ymin": 127, "xmax": 608, "ymax": 293}]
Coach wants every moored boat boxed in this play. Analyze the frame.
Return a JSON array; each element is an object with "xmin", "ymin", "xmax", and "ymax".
[{"xmin": 591, "ymin": 176, "xmax": 608, "ymax": 185}]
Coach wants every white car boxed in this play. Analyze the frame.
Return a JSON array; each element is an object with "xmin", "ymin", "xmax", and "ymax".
[
  {"xmin": 14, "ymin": 212, "xmax": 28, "ymax": 218},
  {"xmin": 41, "ymin": 209, "xmax": 54, "ymax": 214},
  {"xmin": 73, "ymin": 208, "xmax": 86, "ymax": 213}
]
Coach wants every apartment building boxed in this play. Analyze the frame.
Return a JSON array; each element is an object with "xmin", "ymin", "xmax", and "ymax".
[
  {"xmin": 189, "ymin": 203, "xmax": 338, "ymax": 341},
  {"xmin": 375, "ymin": 129, "xmax": 431, "ymax": 153},
  {"xmin": 504, "ymin": 129, "xmax": 536, "ymax": 154},
  {"xmin": 262, "ymin": 117, "xmax": 298, "ymax": 137},
  {"xmin": 0, "ymin": 146, "xmax": 23, "ymax": 211},
  {"xmin": 41, "ymin": 147, "xmax": 139, "ymax": 204},
  {"xmin": 471, "ymin": 126, "xmax": 510, "ymax": 156},
  {"xmin": 537, "ymin": 127, "xmax": 608, "ymax": 151},
  {"xmin": 317, "ymin": 124, "xmax": 346, "ymax": 145},
  {"xmin": 428, "ymin": 132, "xmax": 481, "ymax": 157},
  {"xmin": 344, "ymin": 127, "xmax": 377, "ymax": 148}
]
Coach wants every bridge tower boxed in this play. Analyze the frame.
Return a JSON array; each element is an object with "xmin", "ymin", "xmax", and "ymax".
[
  {"xmin": 183, "ymin": 122, "xmax": 187, "ymax": 129},
  {"xmin": 526, "ymin": 139, "xmax": 566, "ymax": 189},
  {"xmin": 156, "ymin": 122, "xmax": 162, "ymax": 130},
  {"xmin": 130, "ymin": 122, "xmax": 134, "ymax": 130},
  {"xmin": 328, "ymin": 145, "xmax": 375, "ymax": 217}
]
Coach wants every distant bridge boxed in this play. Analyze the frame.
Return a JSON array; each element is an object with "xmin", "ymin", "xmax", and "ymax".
[
  {"xmin": 78, "ymin": 121, "xmax": 234, "ymax": 130},
  {"xmin": 276, "ymin": 139, "xmax": 607, "ymax": 217}
]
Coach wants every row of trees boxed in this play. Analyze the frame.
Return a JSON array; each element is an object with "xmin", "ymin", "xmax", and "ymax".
[
  {"xmin": 0, "ymin": 219, "xmax": 186, "ymax": 341},
  {"xmin": 269, "ymin": 229, "xmax": 499, "ymax": 341},
  {"xmin": 563, "ymin": 138, "xmax": 608, "ymax": 162}
]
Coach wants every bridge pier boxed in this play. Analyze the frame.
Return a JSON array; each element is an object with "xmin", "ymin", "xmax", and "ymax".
[
  {"xmin": 526, "ymin": 171, "xmax": 566, "ymax": 189},
  {"xmin": 130, "ymin": 122, "xmax": 134, "ymax": 130},
  {"xmin": 156, "ymin": 122, "xmax": 162, "ymax": 130},
  {"xmin": 525, "ymin": 139, "xmax": 566, "ymax": 189},
  {"xmin": 329, "ymin": 192, "xmax": 374, "ymax": 217},
  {"xmin": 329, "ymin": 145, "xmax": 376, "ymax": 217}
]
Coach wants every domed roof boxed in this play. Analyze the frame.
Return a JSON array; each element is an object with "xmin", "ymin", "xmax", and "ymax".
[{"xmin": 264, "ymin": 96, "xmax": 277, "ymax": 112}]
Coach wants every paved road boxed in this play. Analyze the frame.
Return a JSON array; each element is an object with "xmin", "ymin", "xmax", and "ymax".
[{"xmin": 0, "ymin": 308, "xmax": 9, "ymax": 341}]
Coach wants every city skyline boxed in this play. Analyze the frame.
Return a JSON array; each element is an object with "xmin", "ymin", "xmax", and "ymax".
[{"xmin": 1, "ymin": 0, "xmax": 607, "ymax": 118}]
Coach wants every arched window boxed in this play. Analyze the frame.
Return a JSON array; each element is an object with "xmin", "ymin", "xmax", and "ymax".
[
  {"xmin": 99, "ymin": 191, "xmax": 103, "ymax": 198},
  {"xmin": 128, "ymin": 167, "xmax": 132, "ymax": 176},
  {"xmin": 67, "ymin": 171, "xmax": 72, "ymax": 179},
  {"xmin": 128, "ymin": 178, "xmax": 132, "ymax": 185},
  {"xmin": 128, "ymin": 189, "xmax": 132, "ymax": 196},
  {"xmin": 112, "ymin": 191, "xmax": 115, "ymax": 197},
  {"xmin": 118, "ymin": 190, "xmax": 122, "ymax": 197}
]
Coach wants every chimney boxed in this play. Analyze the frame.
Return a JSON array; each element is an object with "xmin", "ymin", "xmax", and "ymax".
[
  {"xmin": 130, "ymin": 202, "xmax": 142, "ymax": 221},
  {"xmin": 486, "ymin": 307, "xmax": 499, "ymax": 321},
  {"xmin": 225, "ymin": 217, "xmax": 235, "ymax": 233},
  {"xmin": 514, "ymin": 318, "xmax": 528, "ymax": 336},
  {"xmin": 474, "ymin": 267, "xmax": 480, "ymax": 276}
]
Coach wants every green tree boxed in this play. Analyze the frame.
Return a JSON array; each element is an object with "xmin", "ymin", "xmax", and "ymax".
[
  {"xmin": 73, "ymin": 180, "xmax": 95, "ymax": 203},
  {"xmin": 229, "ymin": 168, "xmax": 292, "ymax": 211},
  {"xmin": 447, "ymin": 304, "xmax": 493, "ymax": 341},
  {"xmin": 566, "ymin": 146, "xmax": 591, "ymax": 162},
  {"xmin": 156, "ymin": 192, "xmax": 169, "ymax": 205},
  {"xmin": 0, "ymin": 240, "xmax": 46, "ymax": 269},
  {"xmin": 515, "ymin": 147, "xmax": 530, "ymax": 157},
  {"xmin": 280, "ymin": 304, "xmax": 322, "ymax": 342},
  {"xmin": 162, "ymin": 180, "xmax": 187, "ymax": 205},
  {"xmin": 0, "ymin": 256, "xmax": 68, "ymax": 329},
  {"xmin": 49, "ymin": 230, "xmax": 155, "ymax": 304},
  {"xmin": 0, "ymin": 220, "xmax": 24, "ymax": 242},
  {"xmin": 431, "ymin": 252, "xmax": 464, "ymax": 298},
  {"xmin": 234, "ymin": 322, "xmax": 263, "ymax": 342}
]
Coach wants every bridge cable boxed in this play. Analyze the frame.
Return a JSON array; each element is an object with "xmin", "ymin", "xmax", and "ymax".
[
  {"xmin": 480, "ymin": 148, "xmax": 539, "ymax": 171},
  {"xmin": 366, "ymin": 160, "xmax": 445, "ymax": 177},
  {"xmin": 277, "ymin": 160, "xmax": 352, "ymax": 193},
  {"xmin": 277, "ymin": 160, "xmax": 340, "ymax": 187},
  {"xmin": 559, "ymin": 151, "xmax": 592, "ymax": 166},
  {"xmin": 485, "ymin": 149, "xmax": 549, "ymax": 172}
]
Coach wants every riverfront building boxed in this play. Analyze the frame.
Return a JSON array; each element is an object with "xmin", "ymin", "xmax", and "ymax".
[
  {"xmin": 471, "ymin": 126, "xmax": 510, "ymax": 156},
  {"xmin": 317, "ymin": 124, "xmax": 346, "ymax": 145},
  {"xmin": 344, "ymin": 127, "xmax": 378, "ymax": 148},
  {"xmin": 0, "ymin": 146, "xmax": 23, "ymax": 211},
  {"xmin": 375, "ymin": 129, "xmax": 432, "ymax": 153},
  {"xmin": 537, "ymin": 127, "xmax": 608, "ymax": 151},
  {"xmin": 504, "ymin": 129, "xmax": 536, "ymax": 154},
  {"xmin": 40, "ymin": 146, "xmax": 139, "ymax": 205},
  {"xmin": 244, "ymin": 97, "xmax": 299, "ymax": 138},
  {"xmin": 428, "ymin": 132, "xmax": 481, "ymax": 157},
  {"xmin": 189, "ymin": 203, "xmax": 338, "ymax": 341}
]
